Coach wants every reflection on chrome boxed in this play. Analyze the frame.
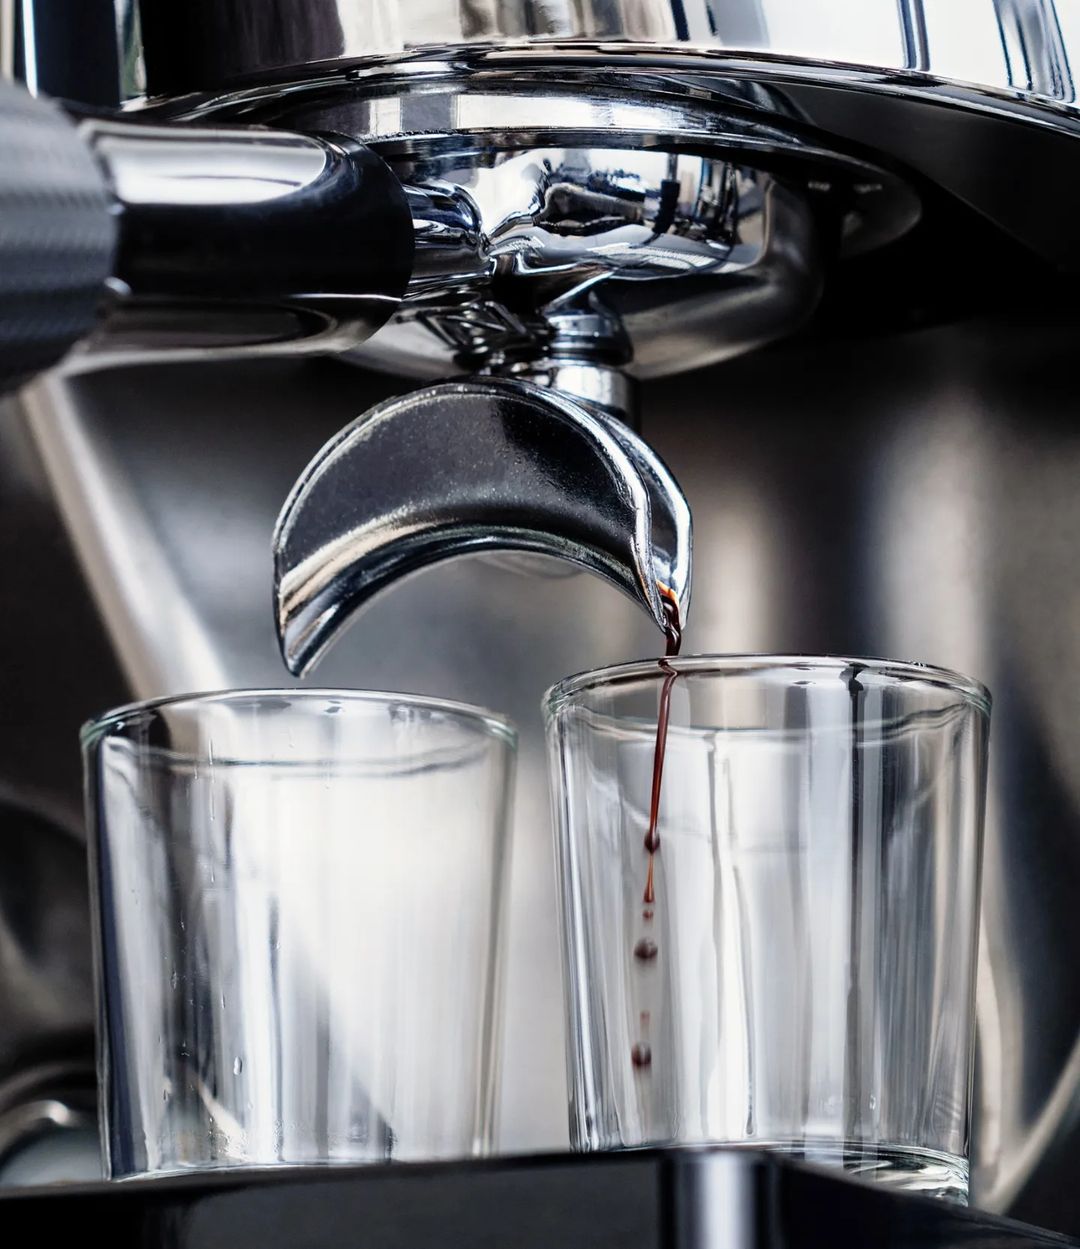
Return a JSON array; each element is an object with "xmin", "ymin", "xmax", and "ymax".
[{"xmin": 120, "ymin": 1, "xmax": 1079, "ymax": 109}]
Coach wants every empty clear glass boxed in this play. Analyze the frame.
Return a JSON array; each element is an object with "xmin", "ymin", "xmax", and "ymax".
[
  {"xmin": 83, "ymin": 690, "xmax": 515, "ymax": 1179},
  {"xmin": 545, "ymin": 656, "xmax": 989, "ymax": 1200}
]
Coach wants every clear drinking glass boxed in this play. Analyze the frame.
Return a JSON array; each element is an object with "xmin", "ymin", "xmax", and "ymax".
[
  {"xmin": 82, "ymin": 689, "xmax": 515, "ymax": 1179},
  {"xmin": 544, "ymin": 656, "xmax": 989, "ymax": 1200}
]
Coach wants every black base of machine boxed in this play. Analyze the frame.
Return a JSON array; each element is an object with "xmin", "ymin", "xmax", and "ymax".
[{"xmin": 1, "ymin": 1147, "xmax": 1077, "ymax": 1249}]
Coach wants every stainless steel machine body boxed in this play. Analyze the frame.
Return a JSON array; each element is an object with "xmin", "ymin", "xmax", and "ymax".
[{"xmin": 2, "ymin": 0, "xmax": 1080, "ymax": 1234}]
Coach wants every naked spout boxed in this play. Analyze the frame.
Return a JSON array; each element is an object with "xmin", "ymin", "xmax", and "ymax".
[{"xmin": 272, "ymin": 377, "xmax": 691, "ymax": 676}]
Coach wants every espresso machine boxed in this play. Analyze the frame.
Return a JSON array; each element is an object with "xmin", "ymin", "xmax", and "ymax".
[{"xmin": 2, "ymin": 2, "xmax": 1080, "ymax": 1244}]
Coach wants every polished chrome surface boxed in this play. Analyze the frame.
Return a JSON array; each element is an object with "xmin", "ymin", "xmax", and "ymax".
[
  {"xmin": 138, "ymin": 50, "xmax": 1080, "ymax": 274},
  {"xmin": 2, "ymin": 0, "xmax": 143, "ymax": 106},
  {"xmin": 116, "ymin": 0, "xmax": 145, "ymax": 100},
  {"xmin": 0, "ymin": 797, "xmax": 95, "ymax": 1085},
  {"xmin": 181, "ymin": 77, "xmax": 916, "ymax": 382},
  {"xmin": 22, "ymin": 374, "xmax": 234, "ymax": 695},
  {"xmin": 995, "ymin": 0, "xmax": 1074, "ymax": 101},
  {"xmin": 273, "ymin": 376, "xmax": 692, "ymax": 675},
  {"xmin": 9, "ymin": 320, "xmax": 1080, "ymax": 1227},
  {"xmin": 70, "ymin": 120, "xmax": 412, "ymax": 365},
  {"xmin": 127, "ymin": 0, "xmax": 1079, "ymax": 108},
  {"xmin": 3, "ymin": 0, "xmax": 124, "ymax": 104},
  {"xmin": 0, "ymin": 1060, "xmax": 99, "ymax": 1184},
  {"xmin": 507, "ymin": 360, "xmax": 638, "ymax": 423},
  {"xmin": 0, "ymin": 788, "xmax": 99, "ymax": 1183},
  {"xmin": 355, "ymin": 147, "xmax": 825, "ymax": 382},
  {"xmin": 1, "ymin": 1, "xmax": 15, "ymax": 82}
]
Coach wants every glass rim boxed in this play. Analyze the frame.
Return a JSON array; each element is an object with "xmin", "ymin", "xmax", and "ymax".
[
  {"xmin": 544, "ymin": 653, "xmax": 991, "ymax": 717},
  {"xmin": 80, "ymin": 687, "xmax": 517, "ymax": 749}
]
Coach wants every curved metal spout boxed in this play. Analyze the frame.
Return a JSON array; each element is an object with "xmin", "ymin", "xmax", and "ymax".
[{"xmin": 272, "ymin": 377, "xmax": 691, "ymax": 676}]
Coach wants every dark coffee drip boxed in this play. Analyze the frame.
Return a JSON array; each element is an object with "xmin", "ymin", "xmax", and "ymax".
[
  {"xmin": 631, "ymin": 1042, "xmax": 653, "ymax": 1069},
  {"xmin": 642, "ymin": 591, "xmax": 682, "ymax": 904},
  {"xmin": 633, "ymin": 587, "xmax": 682, "ymax": 1072}
]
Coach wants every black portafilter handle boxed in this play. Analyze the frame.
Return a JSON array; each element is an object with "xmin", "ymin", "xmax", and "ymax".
[
  {"xmin": 0, "ymin": 81, "xmax": 117, "ymax": 394},
  {"xmin": 0, "ymin": 82, "xmax": 415, "ymax": 394}
]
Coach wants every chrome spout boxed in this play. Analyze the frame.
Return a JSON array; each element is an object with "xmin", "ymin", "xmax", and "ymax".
[{"xmin": 272, "ymin": 375, "xmax": 691, "ymax": 676}]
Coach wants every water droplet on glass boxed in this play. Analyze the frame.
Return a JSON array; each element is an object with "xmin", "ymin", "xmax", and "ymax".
[
  {"xmin": 869, "ymin": 1093, "xmax": 878, "ymax": 1110},
  {"xmin": 633, "ymin": 938, "xmax": 658, "ymax": 962},
  {"xmin": 170, "ymin": 970, "xmax": 179, "ymax": 990},
  {"xmin": 631, "ymin": 1042, "xmax": 652, "ymax": 1069},
  {"xmin": 233, "ymin": 1056, "xmax": 243, "ymax": 1075}
]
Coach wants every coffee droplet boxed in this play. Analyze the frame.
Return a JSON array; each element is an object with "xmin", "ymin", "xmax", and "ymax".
[
  {"xmin": 642, "ymin": 908, "xmax": 654, "ymax": 921},
  {"xmin": 631, "ymin": 1042, "xmax": 652, "ymax": 1069},
  {"xmin": 634, "ymin": 938, "xmax": 658, "ymax": 962}
]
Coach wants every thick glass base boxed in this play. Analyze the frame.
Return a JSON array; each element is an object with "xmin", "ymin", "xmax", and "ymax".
[{"xmin": 704, "ymin": 1140, "xmax": 969, "ymax": 1202}]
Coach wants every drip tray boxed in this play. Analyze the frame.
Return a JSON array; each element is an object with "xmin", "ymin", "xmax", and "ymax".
[{"xmin": 0, "ymin": 1147, "xmax": 1075, "ymax": 1248}]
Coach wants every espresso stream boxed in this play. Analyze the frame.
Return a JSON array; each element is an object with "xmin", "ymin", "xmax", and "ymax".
[{"xmin": 631, "ymin": 588, "xmax": 682, "ymax": 1071}]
